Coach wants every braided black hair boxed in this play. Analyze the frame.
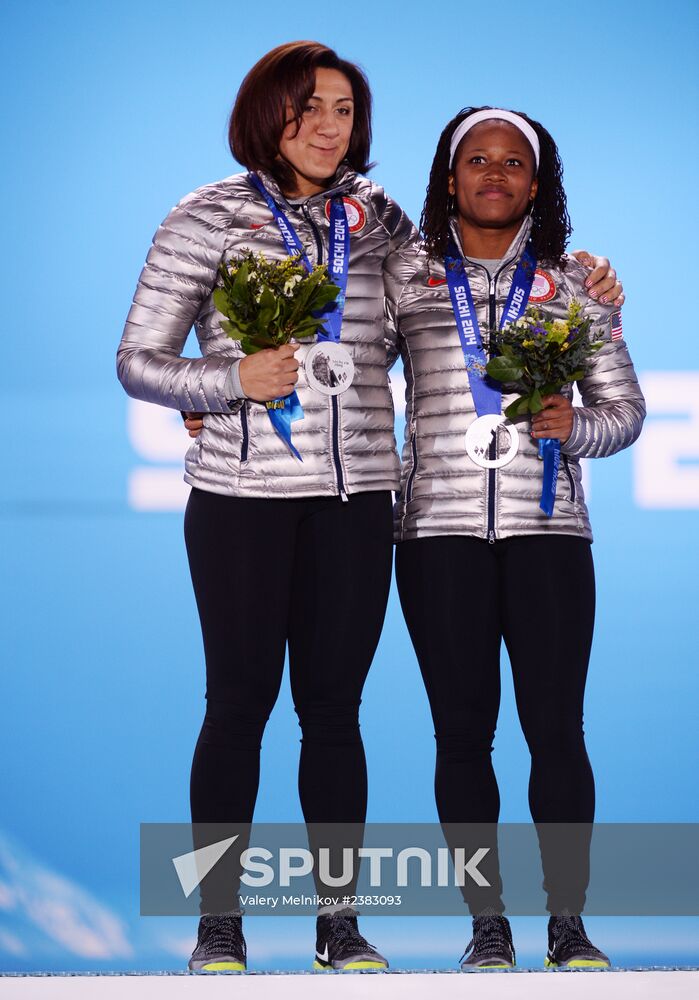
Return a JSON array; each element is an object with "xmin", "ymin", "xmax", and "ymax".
[{"xmin": 420, "ymin": 106, "xmax": 571, "ymax": 265}]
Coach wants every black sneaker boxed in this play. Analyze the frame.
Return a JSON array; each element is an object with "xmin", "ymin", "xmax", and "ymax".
[
  {"xmin": 545, "ymin": 914, "xmax": 610, "ymax": 968},
  {"xmin": 460, "ymin": 912, "xmax": 516, "ymax": 969},
  {"xmin": 188, "ymin": 910, "xmax": 246, "ymax": 971},
  {"xmin": 314, "ymin": 908, "xmax": 388, "ymax": 970}
]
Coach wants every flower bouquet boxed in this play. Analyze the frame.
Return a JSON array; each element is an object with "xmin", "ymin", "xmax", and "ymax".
[
  {"xmin": 485, "ymin": 300, "xmax": 603, "ymax": 515},
  {"xmin": 486, "ymin": 300, "xmax": 602, "ymax": 419},
  {"xmin": 214, "ymin": 251, "xmax": 341, "ymax": 459}
]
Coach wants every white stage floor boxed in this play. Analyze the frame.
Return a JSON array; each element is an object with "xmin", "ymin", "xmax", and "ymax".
[{"xmin": 0, "ymin": 970, "xmax": 697, "ymax": 999}]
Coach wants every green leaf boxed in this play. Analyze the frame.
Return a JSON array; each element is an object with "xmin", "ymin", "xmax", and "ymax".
[
  {"xmin": 255, "ymin": 314, "xmax": 276, "ymax": 340},
  {"xmin": 220, "ymin": 319, "xmax": 238, "ymax": 337},
  {"xmin": 308, "ymin": 281, "xmax": 341, "ymax": 310},
  {"xmin": 231, "ymin": 261, "xmax": 251, "ymax": 309},
  {"xmin": 486, "ymin": 356, "xmax": 524, "ymax": 382},
  {"xmin": 540, "ymin": 381, "xmax": 563, "ymax": 396},
  {"xmin": 283, "ymin": 282, "xmax": 317, "ymax": 328},
  {"xmin": 220, "ymin": 318, "xmax": 250, "ymax": 340},
  {"xmin": 234, "ymin": 260, "xmax": 249, "ymax": 287},
  {"xmin": 217, "ymin": 261, "xmax": 235, "ymax": 294},
  {"xmin": 286, "ymin": 275, "xmax": 340, "ymax": 330},
  {"xmin": 256, "ymin": 301, "xmax": 281, "ymax": 334},
  {"xmin": 213, "ymin": 288, "xmax": 231, "ymax": 316},
  {"xmin": 293, "ymin": 318, "xmax": 324, "ymax": 339},
  {"xmin": 240, "ymin": 338, "xmax": 264, "ymax": 355},
  {"xmin": 530, "ymin": 387, "xmax": 543, "ymax": 412},
  {"xmin": 504, "ymin": 395, "xmax": 532, "ymax": 420},
  {"xmin": 258, "ymin": 286, "xmax": 277, "ymax": 311},
  {"xmin": 252, "ymin": 327, "xmax": 276, "ymax": 347}
]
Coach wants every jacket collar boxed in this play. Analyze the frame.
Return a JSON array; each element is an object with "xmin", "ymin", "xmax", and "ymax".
[
  {"xmin": 448, "ymin": 214, "xmax": 533, "ymax": 271},
  {"xmin": 253, "ymin": 162, "xmax": 356, "ymax": 208}
]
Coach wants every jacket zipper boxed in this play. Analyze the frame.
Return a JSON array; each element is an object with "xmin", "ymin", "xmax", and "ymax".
[
  {"xmin": 240, "ymin": 403, "xmax": 249, "ymax": 462},
  {"xmin": 487, "ymin": 276, "xmax": 497, "ymax": 543},
  {"xmin": 405, "ymin": 431, "xmax": 418, "ymax": 503},
  {"xmin": 452, "ymin": 220, "xmax": 525, "ymax": 542},
  {"xmin": 331, "ymin": 396, "xmax": 347, "ymax": 500},
  {"xmin": 302, "ymin": 203, "xmax": 348, "ymax": 501},
  {"xmin": 483, "ymin": 248, "xmax": 522, "ymax": 542},
  {"xmin": 302, "ymin": 204, "xmax": 324, "ymax": 264},
  {"xmin": 562, "ymin": 455, "xmax": 576, "ymax": 502}
]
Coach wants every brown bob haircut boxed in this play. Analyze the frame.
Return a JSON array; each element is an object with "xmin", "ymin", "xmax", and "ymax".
[{"xmin": 228, "ymin": 41, "xmax": 373, "ymax": 192}]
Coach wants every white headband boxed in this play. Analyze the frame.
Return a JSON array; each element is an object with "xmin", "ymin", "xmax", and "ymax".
[{"xmin": 448, "ymin": 109, "xmax": 540, "ymax": 170}]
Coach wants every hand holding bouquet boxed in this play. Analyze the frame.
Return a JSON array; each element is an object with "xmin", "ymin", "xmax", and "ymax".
[
  {"xmin": 214, "ymin": 251, "xmax": 341, "ymax": 459},
  {"xmin": 485, "ymin": 300, "xmax": 603, "ymax": 516}
]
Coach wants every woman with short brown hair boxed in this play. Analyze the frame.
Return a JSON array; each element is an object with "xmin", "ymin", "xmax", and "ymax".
[
  {"xmin": 118, "ymin": 39, "xmax": 416, "ymax": 973},
  {"xmin": 229, "ymin": 41, "xmax": 374, "ymax": 191}
]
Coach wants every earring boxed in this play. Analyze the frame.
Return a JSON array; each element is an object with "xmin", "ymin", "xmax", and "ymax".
[{"xmin": 447, "ymin": 193, "xmax": 456, "ymax": 214}]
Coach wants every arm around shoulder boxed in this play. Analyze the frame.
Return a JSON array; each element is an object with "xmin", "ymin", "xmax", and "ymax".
[
  {"xmin": 562, "ymin": 300, "xmax": 646, "ymax": 459},
  {"xmin": 377, "ymin": 191, "xmax": 421, "ymax": 369}
]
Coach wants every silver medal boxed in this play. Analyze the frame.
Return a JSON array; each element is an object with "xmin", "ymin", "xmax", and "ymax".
[
  {"xmin": 465, "ymin": 414, "xmax": 519, "ymax": 469},
  {"xmin": 305, "ymin": 341, "xmax": 355, "ymax": 396}
]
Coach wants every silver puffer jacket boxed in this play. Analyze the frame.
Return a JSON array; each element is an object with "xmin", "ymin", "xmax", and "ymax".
[
  {"xmin": 117, "ymin": 166, "xmax": 417, "ymax": 498},
  {"xmin": 392, "ymin": 218, "xmax": 646, "ymax": 542}
]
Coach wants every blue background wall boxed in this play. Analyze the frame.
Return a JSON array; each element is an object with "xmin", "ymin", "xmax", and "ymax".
[{"xmin": 1, "ymin": 0, "xmax": 698, "ymax": 971}]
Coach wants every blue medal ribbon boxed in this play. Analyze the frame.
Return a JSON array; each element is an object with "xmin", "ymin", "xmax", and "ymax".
[
  {"xmin": 445, "ymin": 240, "xmax": 502, "ymax": 416},
  {"xmin": 247, "ymin": 173, "xmax": 350, "ymax": 458},
  {"xmin": 319, "ymin": 197, "xmax": 350, "ymax": 343},
  {"xmin": 248, "ymin": 172, "xmax": 313, "ymax": 269},
  {"xmin": 445, "ymin": 240, "xmax": 560, "ymax": 517},
  {"xmin": 538, "ymin": 437, "xmax": 560, "ymax": 517},
  {"xmin": 264, "ymin": 396, "xmax": 304, "ymax": 462}
]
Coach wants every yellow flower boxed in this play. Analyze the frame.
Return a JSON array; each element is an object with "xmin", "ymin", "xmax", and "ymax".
[
  {"xmin": 547, "ymin": 321, "xmax": 570, "ymax": 345},
  {"xmin": 568, "ymin": 299, "xmax": 584, "ymax": 322}
]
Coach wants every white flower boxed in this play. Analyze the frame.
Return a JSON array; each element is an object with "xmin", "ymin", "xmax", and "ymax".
[{"xmin": 283, "ymin": 274, "xmax": 303, "ymax": 296}]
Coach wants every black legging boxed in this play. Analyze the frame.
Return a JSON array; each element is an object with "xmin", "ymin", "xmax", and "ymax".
[
  {"xmin": 184, "ymin": 487, "xmax": 393, "ymax": 913},
  {"xmin": 395, "ymin": 534, "xmax": 596, "ymax": 915}
]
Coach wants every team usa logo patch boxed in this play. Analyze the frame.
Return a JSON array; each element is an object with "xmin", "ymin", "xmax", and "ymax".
[
  {"xmin": 528, "ymin": 269, "xmax": 556, "ymax": 303},
  {"xmin": 611, "ymin": 311, "xmax": 624, "ymax": 341},
  {"xmin": 325, "ymin": 196, "xmax": 366, "ymax": 233}
]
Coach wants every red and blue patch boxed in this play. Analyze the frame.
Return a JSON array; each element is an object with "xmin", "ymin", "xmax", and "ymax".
[
  {"xmin": 325, "ymin": 196, "xmax": 366, "ymax": 233},
  {"xmin": 528, "ymin": 269, "xmax": 556, "ymax": 303}
]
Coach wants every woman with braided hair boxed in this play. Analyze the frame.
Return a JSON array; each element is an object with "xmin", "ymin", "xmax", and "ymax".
[{"xmin": 392, "ymin": 106, "xmax": 644, "ymax": 968}]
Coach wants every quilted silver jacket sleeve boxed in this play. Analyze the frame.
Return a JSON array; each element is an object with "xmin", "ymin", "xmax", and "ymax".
[
  {"xmin": 117, "ymin": 191, "xmax": 235, "ymax": 412},
  {"xmin": 560, "ymin": 260, "xmax": 646, "ymax": 459},
  {"xmin": 380, "ymin": 194, "xmax": 421, "ymax": 369}
]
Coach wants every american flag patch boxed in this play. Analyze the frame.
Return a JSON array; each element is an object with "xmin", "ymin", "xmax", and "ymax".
[{"xmin": 611, "ymin": 311, "xmax": 623, "ymax": 341}]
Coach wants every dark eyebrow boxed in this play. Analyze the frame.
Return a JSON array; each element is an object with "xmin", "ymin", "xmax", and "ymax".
[{"xmin": 309, "ymin": 94, "xmax": 354, "ymax": 104}]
